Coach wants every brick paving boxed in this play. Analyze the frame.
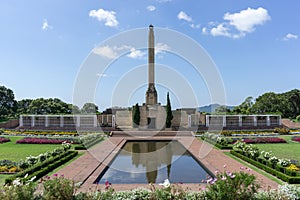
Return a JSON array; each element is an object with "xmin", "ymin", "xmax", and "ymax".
[{"xmin": 56, "ymin": 131, "xmax": 279, "ymax": 192}]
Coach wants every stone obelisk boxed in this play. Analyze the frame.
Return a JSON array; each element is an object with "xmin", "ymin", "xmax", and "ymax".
[{"xmin": 146, "ymin": 24, "xmax": 158, "ymax": 105}]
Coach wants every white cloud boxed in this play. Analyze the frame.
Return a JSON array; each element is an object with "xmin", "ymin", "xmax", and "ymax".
[
  {"xmin": 283, "ymin": 33, "xmax": 298, "ymax": 41},
  {"xmin": 211, "ymin": 24, "xmax": 231, "ymax": 37},
  {"xmin": 42, "ymin": 19, "xmax": 52, "ymax": 31},
  {"xmin": 92, "ymin": 46, "xmax": 118, "ymax": 59},
  {"xmin": 127, "ymin": 48, "xmax": 146, "ymax": 59},
  {"xmin": 155, "ymin": 43, "xmax": 170, "ymax": 55},
  {"xmin": 177, "ymin": 11, "xmax": 192, "ymax": 22},
  {"xmin": 89, "ymin": 8, "xmax": 119, "ymax": 27},
  {"xmin": 224, "ymin": 7, "xmax": 270, "ymax": 33},
  {"xmin": 190, "ymin": 23, "xmax": 200, "ymax": 29},
  {"xmin": 147, "ymin": 5, "xmax": 156, "ymax": 12},
  {"xmin": 96, "ymin": 73, "xmax": 108, "ymax": 77},
  {"xmin": 203, "ymin": 7, "xmax": 270, "ymax": 39}
]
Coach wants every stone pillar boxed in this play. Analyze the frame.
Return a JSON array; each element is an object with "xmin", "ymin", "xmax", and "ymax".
[
  {"xmin": 188, "ymin": 115, "xmax": 191, "ymax": 128},
  {"xmin": 60, "ymin": 116, "xmax": 64, "ymax": 128},
  {"xmin": 31, "ymin": 116, "xmax": 35, "ymax": 127},
  {"xmin": 238, "ymin": 116, "xmax": 242, "ymax": 127},
  {"xmin": 112, "ymin": 115, "xmax": 116, "ymax": 128},
  {"xmin": 267, "ymin": 115, "xmax": 270, "ymax": 126},
  {"xmin": 206, "ymin": 115, "xmax": 209, "ymax": 127},
  {"xmin": 278, "ymin": 116, "xmax": 282, "ymax": 126},
  {"xmin": 76, "ymin": 116, "xmax": 80, "ymax": 127},
  {"xmin": 93, "ymin": 115, "xmax": 97, "ymax": 127},
  {"xmin": 253, "ymin": 116, "xmax": 257, "ymax": 127},
  {"xmin": 101, "ymin": 115, "xmax": 104, "ymax": 124},
  {"xmin": 45, "ymin": 116, "xmax": 49, "ymax": 127},
  {"xmin": 19, "ymin": 115, "xmax": 23, "ymax": 127},
  {"xmin": 223, "ymin": 115, "xmax": 226, "ymax": 127}
]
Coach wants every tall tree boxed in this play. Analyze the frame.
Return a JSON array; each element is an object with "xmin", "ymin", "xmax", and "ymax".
[
  {"xmin": 81, "ymin": 102, "xmax": 99, "ymax": 114},
  {"xmin": 132, "ymin": 103, "xmax": 140, "ymax": 128},
  {"xmin": 165, "ymin": 92, "xmax": 173, "ymax": 128},
  {"xmin": 0, "ymin": 86, "xmax": 17, "ymax": 117}
]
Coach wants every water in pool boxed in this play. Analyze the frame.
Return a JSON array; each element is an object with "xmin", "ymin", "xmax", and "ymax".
[{"xmin": 95, "ymin": 140, "xmax": 212, "ymax": 184}]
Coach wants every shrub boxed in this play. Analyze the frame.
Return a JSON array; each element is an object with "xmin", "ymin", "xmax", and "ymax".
[
  {"xmin": 292, "ymin": 136, "xmax": 300, "ymax": 142},
  {"xmin": 43, "ymin": 175, "xmax": 76, "ymax": 200},
  {"xmin": 274, "ymin": 127, "xmax": 290, "ymax": 134},
  {"xmin": 204, "ymin": 167, "xmax": 260, "ymax": 200},
  {"xmin": 0, "ymin": 137, "xmax": 10, "ymax": 143}
]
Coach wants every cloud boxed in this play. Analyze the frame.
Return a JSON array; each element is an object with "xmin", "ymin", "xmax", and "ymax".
[
  {"xmin": 190, "ymin": 23, "xmax": 200, "ymax": 29},
  {"xmin": 203, "ymin": 7, "xmax": 270, "ymax": 38},
  {"xmin": 92, "ymin": 46, "xmax": 119, "ymax": 59},
  {"xmin": 147, "ymin": 5, "xmax": 156, "ymax": 11},
  {"xmin": 96, "ymin": 73, "xmax": 108, "ymax": 77},
  {"xmin": 89, "ymin": 8, "xmax": 119, "ymax": 27},
  {"xmin": 127, "ymin": 48, "xmax": 146, "ymax": 59},
  {"xmin": 177, "ymin": 11, "xmax": 192, "ymax": 22},
  {"xmin": 42, "ymin": 19, "xmax": 52, "ymax": 31},
  {"xmin": 283, "ymin": 33, "xmax": 298, "ymax": 41},
  {"xmin": 155, "ymin": 43, "xmax": 170, "ymax": 55},
  {"xmin": 224, "ymin": 7, "xmax": 270, "ymax": 33}
]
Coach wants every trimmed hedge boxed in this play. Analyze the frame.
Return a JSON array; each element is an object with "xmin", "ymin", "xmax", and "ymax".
[
  {"xmin": 230, "ymin": 150, "xmax": 300, "ymax": 184},
  {"xmin": 204, "ymin": 138, "xmax": 233, "ymax": 150},
  {"xmin": 74, "ymin": 136, "xmax": 105, "ymax": 150},
  {"xmin": 5, "ymin": 150, "xmax": 78, "ymax": 185}
]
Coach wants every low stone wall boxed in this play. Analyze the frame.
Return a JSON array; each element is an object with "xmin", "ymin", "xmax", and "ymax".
[{"xmin": 0, "ymin": 119, "xmax": 19, "ymax": 129}]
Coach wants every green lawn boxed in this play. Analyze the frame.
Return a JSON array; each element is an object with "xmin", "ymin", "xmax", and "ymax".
[
  {"xmin": 256, "ymin": 135, "xmax": 300, "ymax": 161},
  {"xmin": 0, "ymin": 136, "xmax": 64, "ymax": 185},
  {"xmin": 0, "ymin": 136, "xmax": 62, "ymax": 162}
]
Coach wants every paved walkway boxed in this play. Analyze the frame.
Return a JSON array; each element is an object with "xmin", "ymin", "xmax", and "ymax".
[{"xmin": 56, "ymin": 133, "xmax": 278, "ymax": 192}]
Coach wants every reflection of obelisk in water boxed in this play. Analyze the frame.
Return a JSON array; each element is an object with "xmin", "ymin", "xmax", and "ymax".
[{"xmin": 146, "ymin": 25, "xmax": 158, "ymax": 105}]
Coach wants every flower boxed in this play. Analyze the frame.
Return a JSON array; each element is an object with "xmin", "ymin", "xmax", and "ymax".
[
  {"xmin": 159, "ymin": 179, "xmax": 170, "ymax": 188},
  {"xmin": 105, "ymin": 180, "xmax": 112, "ymax": 189},
  {"xmin": 223, "ymin": 164, "xmax": 227, "ymax": 168},
  {"xmin": 221, "ymin": 176, "xmax": 227, "ymax": 181}
]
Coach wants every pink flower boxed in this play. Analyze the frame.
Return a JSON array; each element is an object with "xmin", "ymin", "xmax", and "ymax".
[
  {"xmin": 230, "ymin": 174, "xmax": 235, "ymax": 179},
  {"xmin": 105, "ymin": 181, "xmax": 111, "ymax": 189},
  {"xmin": 223, "ymin": 164, "xmax": 227, "ymax": 168},
  {"xmin": 240, "ymin": 166, "xmax": 244, "ymax": 170},
  {"xmin": 215, "ymin": 170, "xmax": 219, "ymax": 175}
]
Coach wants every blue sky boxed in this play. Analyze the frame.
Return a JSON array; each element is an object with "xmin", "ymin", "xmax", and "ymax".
[{"xmin": 0, "ymin": 0, "xmax": 299, "ymax": 111}]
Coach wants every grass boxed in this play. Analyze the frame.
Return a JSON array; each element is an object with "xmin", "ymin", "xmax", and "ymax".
[
  {"xmin": 256, "ymin": 135, "xmax": 300, "ymax": 161},
  {"xmin": 0, "ymin": 136, "xmax": 62, "ymax": 162}
]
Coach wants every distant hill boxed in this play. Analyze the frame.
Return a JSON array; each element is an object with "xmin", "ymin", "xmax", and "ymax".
[{"xmin": 198, "ymin": 104, "xmax": 235, "ymax": 113}]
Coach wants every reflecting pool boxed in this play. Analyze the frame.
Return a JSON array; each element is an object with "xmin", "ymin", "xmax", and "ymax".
[{"xmin": 95, "ymin": 140, "xmax": 212, "ymax": 184}]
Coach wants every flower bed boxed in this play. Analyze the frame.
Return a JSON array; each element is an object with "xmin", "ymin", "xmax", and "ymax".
[
  {"xmin": 292, "ymin": 136, "xmax": 300, "ymax": 142},
  {"xmin": 0, "ymin": 137, "xmax": 10, "ymax": 144},
  {"xmin": 231, "ymin": 141, "xmax": 300, "ymax": 183},
  {"xmin": 243, "ymin": 137, "xmax": 287, "ymax": 144},
  {"xmin": 16, "ymin": 137, "xmax": 80, "ymax": 144}
]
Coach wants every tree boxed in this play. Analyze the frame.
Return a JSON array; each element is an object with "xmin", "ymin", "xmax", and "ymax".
[
  {"xmin": 81, "ymin": 103, "xmax": 99, "ymax": 114},
  {"xmin": 0, "ymin": 86, "xmax": 17, "ymax": 117},
  {"xmin": 17, "ymin": 99, "xmax": 33, "ymax": 114},
  {"xmin": 232, "ymin": 96, "xmax": 254, "ymax": 114},
  {"xmin": 132, "ymin": 103, "xmax": 140, "ymax": 128},
  {"xmin": 165, "ymin": 92, "xmax": 173, "ymax": 128}
]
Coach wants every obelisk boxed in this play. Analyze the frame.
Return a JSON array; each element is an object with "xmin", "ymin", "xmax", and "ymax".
[{"xmin": 146, "ymin": 24, "xmax": 158, "ymax": 105}]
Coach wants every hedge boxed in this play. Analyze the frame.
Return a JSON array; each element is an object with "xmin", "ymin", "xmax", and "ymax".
[
  {"xmin": 74, "ymin": 136, "xmax": 105, "ymax": 150},
  {"xmin": 5, "ymin": 150, "xmax": 78, "ymax": 185},
  {"xmin": 230, "ymin": 150, "xmax": 300, "ymax": 184},
  {"xmin": 204, "ymin": 138, "xmax": 233, "ymax": 150}
]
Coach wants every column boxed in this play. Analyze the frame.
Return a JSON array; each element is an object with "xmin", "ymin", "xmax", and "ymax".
[
  {"xmin": 31, "ymin": 116, "xmax": 35, "ymax": 127},
  {"xmin": 112, "ymin": 115, "xmax": 116, "ymax": 128},
  {"xmin": 267, "ymin": 115, "xmax": 270, "ymax": 126},
  {"xmin": 238, "ymin": 116, "xmax": 242, "ymax": 127},
  {"xmin": 253, "ymin": 116, "xmax": 257, "ymax": 127},
  {"xmin": 278, "ymin": 116, "xmax": 282, "ymax": 126},
  {"xmin": 93, "ymin": 115, "xmax": 97, "ymax": 127},
  {"xmin": 206, "ymin": 115, "xmax": 209, "ymax": 127},
  {"xmin": 19, "ymin": 115, "xmax": 23, "ymax": 127},
  {"xmin": 223, "ymin": 115, "xmax": 226, "ymax": 127},
  {"xmin": 45, "ymin": 116, "xmax": 49, "ymax": 127},
  {"xmin": 76, "ymin": 115, "xmax": 80, "ymax": 127},
  {"xmin": 101, "ymin": 115, "xmax": 104, "ymax": 124},
  {"xmin": 60, "ymin": 116, "xmax": 64, "ymax": 127},
  {"xmin": 188, "ymin": 115, "xmax": 192, "ymax": 128}
]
